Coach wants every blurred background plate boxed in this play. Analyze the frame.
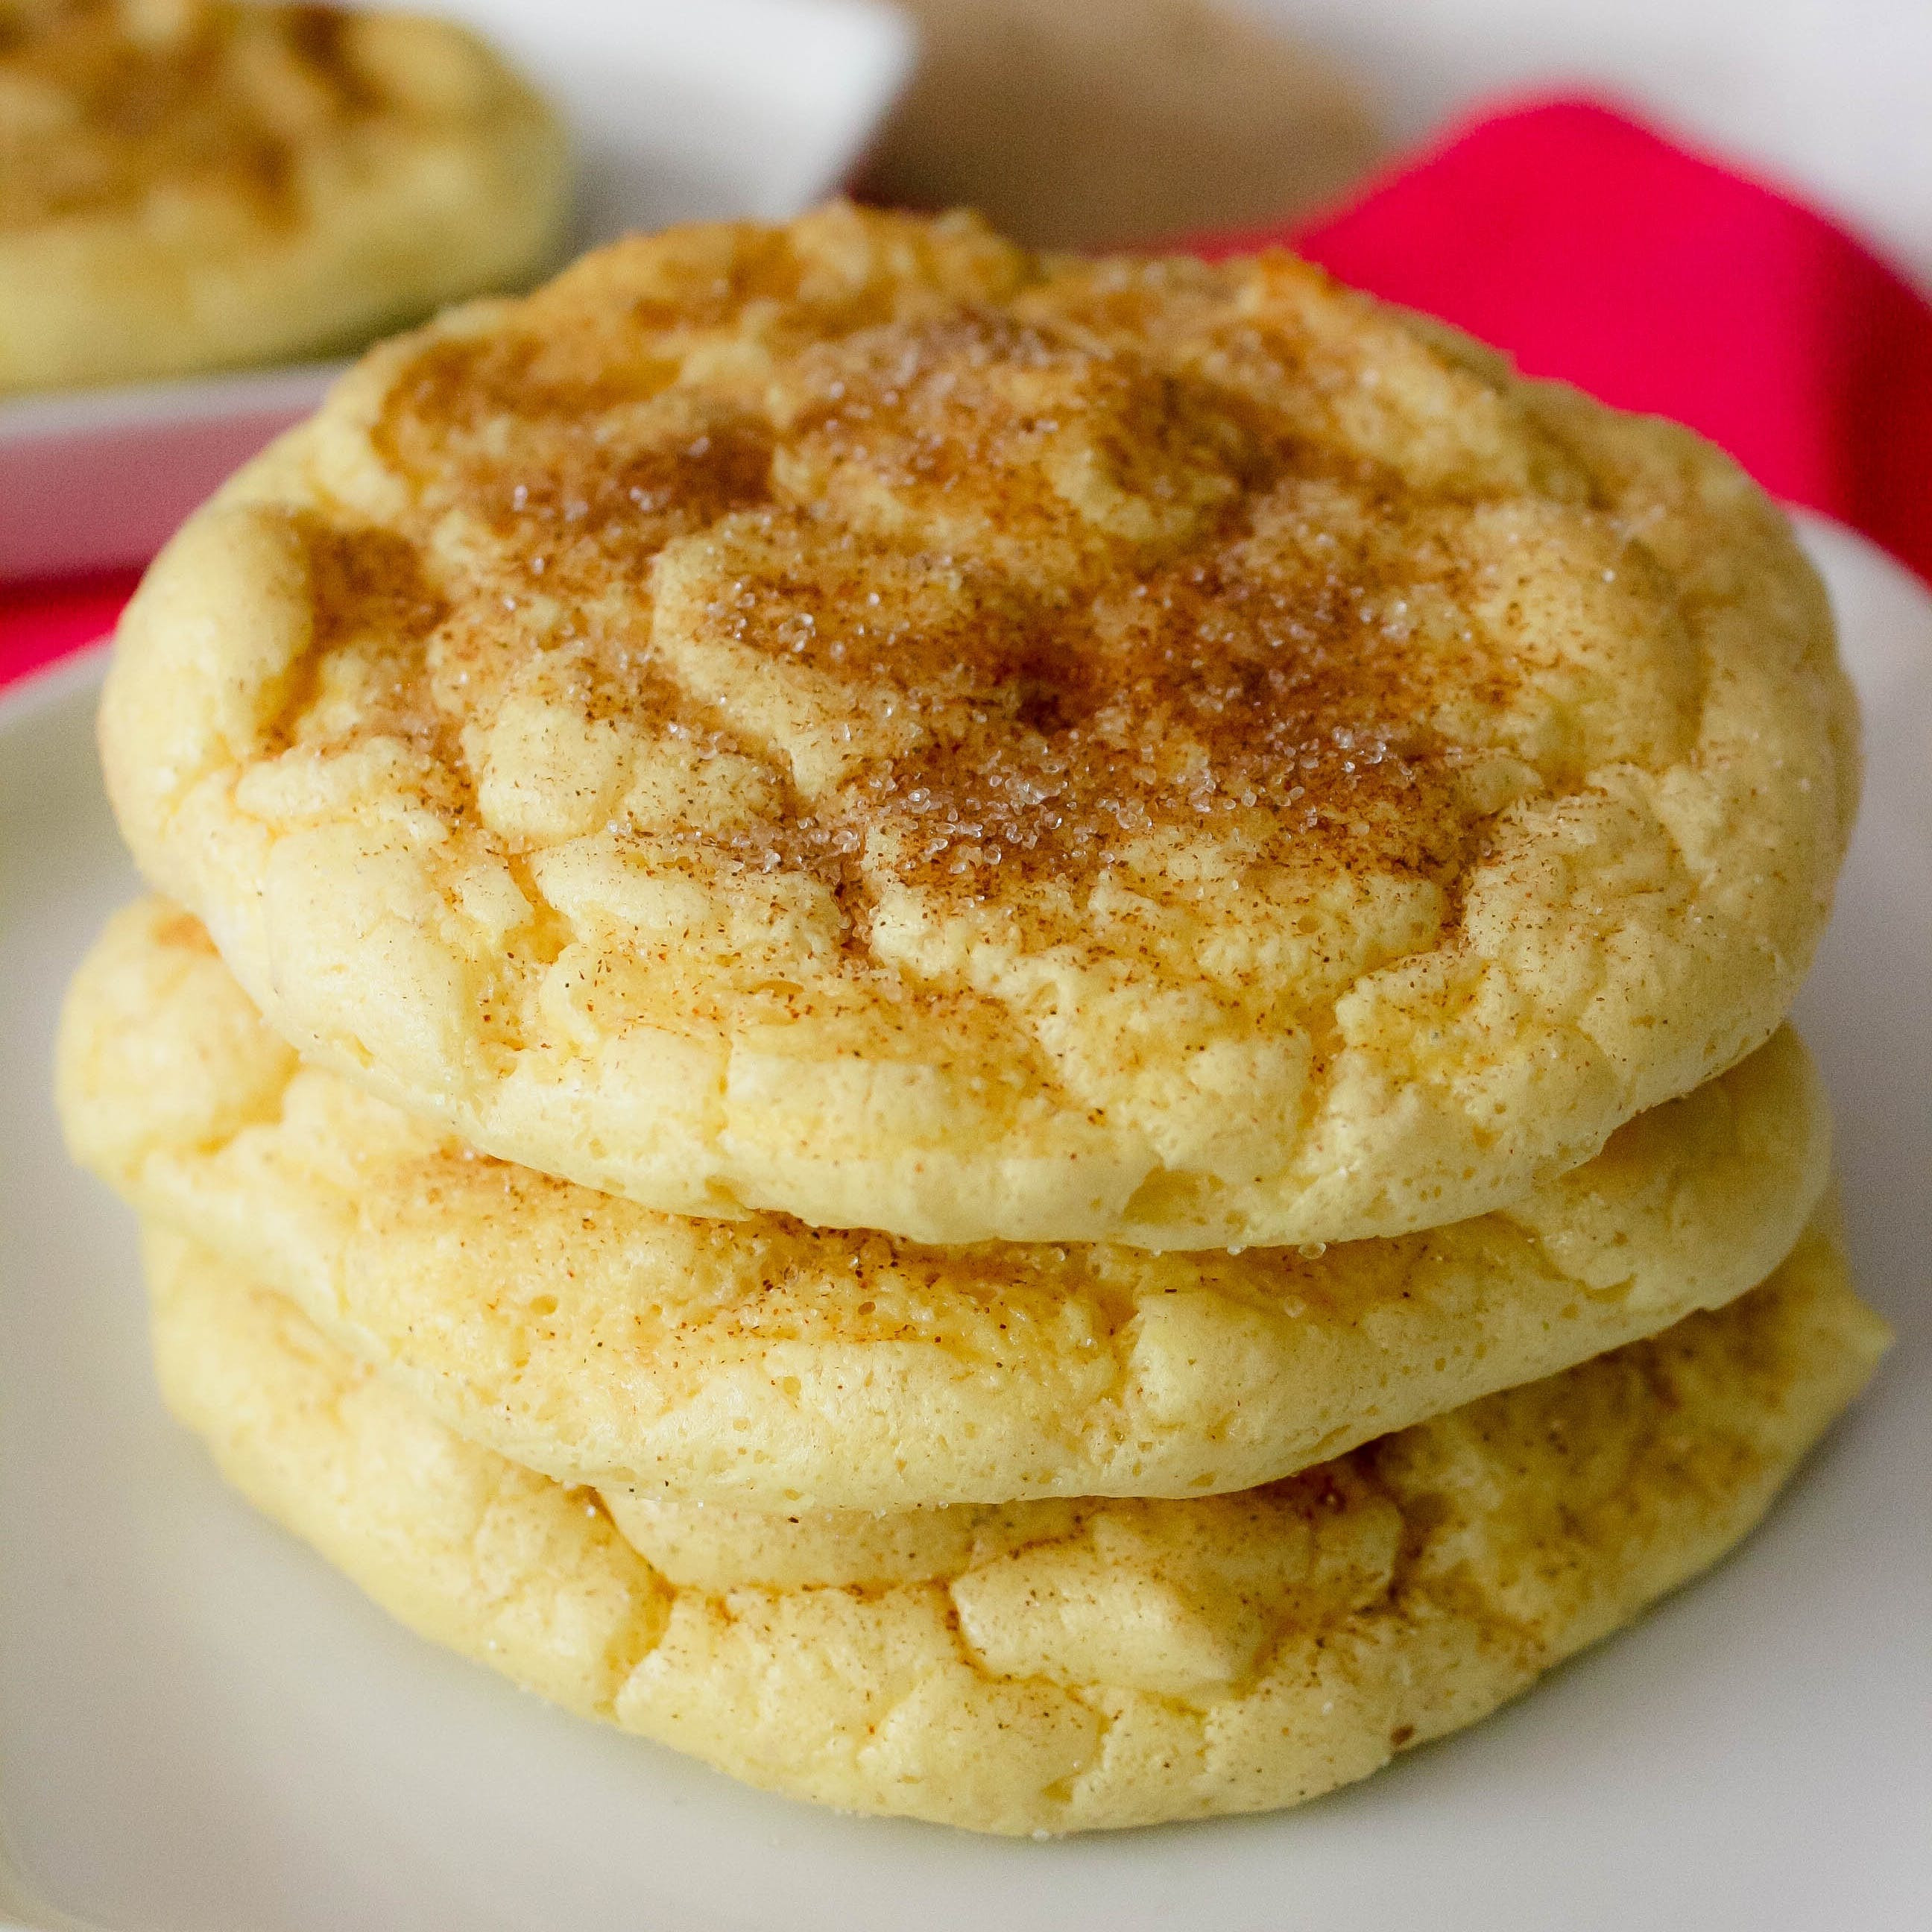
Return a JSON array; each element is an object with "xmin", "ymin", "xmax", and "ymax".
[{"xmin": 0, "ymin": 0, "xmax": 914, "ymax": 581}]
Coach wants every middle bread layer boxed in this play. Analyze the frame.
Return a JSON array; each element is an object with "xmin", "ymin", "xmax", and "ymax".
[{"xmin": 60, "ymin": 898, "xmax": 1832, "ymax": 1512}]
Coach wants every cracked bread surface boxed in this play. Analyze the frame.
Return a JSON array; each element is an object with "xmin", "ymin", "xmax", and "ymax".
[
  {"xmin": 0, "ymin": 0, "xmax": 566, "ymax": 392},
  {"xmin": 99, "ymin": 203, "xmax": 1857, "ymax": 1246},
  {"xmin": 64, "ymin": 896, "xmax": 1833, "ymax": 1509},
  {"xmin": 144, "ymin": 1213, "xmax": 1887, "ymax": 1834}
]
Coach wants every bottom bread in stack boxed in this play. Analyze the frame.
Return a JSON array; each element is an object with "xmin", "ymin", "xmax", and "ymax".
[
  {"xmin": 60, "ymin": 902, "xmax": 1890, "ymax": 1835},
  {"xmin": 147, "ymin": 1221, "xmax": 1881, "ymax": 1836}
]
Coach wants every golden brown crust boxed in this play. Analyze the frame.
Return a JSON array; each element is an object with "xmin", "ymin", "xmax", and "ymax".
[
  {"xmin": 146, "ymin": 1214, "xmax": 1889, "ymax": 1834},
  {"xmin": 63, "ymin": 897, "xmax": 1834, "ymax": 1508},
  {"xmin": 101, "ymin": 207, "xmax": 1857, "ymax": 1245}
]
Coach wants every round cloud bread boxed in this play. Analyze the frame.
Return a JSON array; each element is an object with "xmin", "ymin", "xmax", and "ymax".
[
  {"xmin": 65, "ymin": 897, "xmax": 1833, "ymax": 1509},
  {"xmin": 146, "ymin": 1216, "xmax": 1887, "ymax": 1835},
  {"xmin": 98, "ymin": 206, "xmax": 1857, "ymax": 1250},
  {"xmin": 0, "ymin": 0, "xmax": 567, "ymax": 394}
]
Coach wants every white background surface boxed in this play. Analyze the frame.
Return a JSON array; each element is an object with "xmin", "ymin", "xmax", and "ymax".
[{"xmin": 0, "ymin": 523, "xmax": 1925, "ymax": 1932}]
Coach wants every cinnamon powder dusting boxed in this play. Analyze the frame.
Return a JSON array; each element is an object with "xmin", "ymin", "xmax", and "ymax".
[{"xmin": 288, "ymin": 213, "xmax": 1666, "ymax": 937}]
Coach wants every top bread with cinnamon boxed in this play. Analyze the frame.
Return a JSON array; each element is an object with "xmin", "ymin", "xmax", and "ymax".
[{"xmin": 99, "ymin": 205, "xmax": 1856, "ymax": 1247}]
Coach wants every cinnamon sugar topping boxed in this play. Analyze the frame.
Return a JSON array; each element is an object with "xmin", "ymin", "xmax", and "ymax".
[{"xmin": 296, "ymin": 209, "xmax": 1683, "ymax": 947}]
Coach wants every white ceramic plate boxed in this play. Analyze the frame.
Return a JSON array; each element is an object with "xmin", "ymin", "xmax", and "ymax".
[
  {"xmin": 0, "ymin": 0, "xmax": 914, "ymax": 581},
  {"xmin": 0, "ymin": 517, "xmax": 1925, "ymax": 1931}
]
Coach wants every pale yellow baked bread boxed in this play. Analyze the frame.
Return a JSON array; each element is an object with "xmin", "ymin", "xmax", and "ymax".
[
  {"xmin": 145, "ymin": 1213, "xmax": 1887, "ymax": 1834},
  {"xmin": 0, "ymin": 0, "xmax": 567, "ymax": 393},
  {"xmin": 99, "ymin": 205, "xmax": 1857, "ymax": 1247},
  {"xmin": 65, "ymin": 897, "xmax": 1832, "ymax": 1508}
]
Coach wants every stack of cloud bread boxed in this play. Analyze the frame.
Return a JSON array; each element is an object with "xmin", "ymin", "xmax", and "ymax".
[{"xmin": 58, "ymin": 205, "xmax": 1888, "ymax": 1837}]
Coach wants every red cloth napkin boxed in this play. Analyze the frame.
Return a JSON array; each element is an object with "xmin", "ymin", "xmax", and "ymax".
[
  {"xmin": 6, "ymin": 95, "xmax": 1930, "ymax": 694},
  {"xmin": 0, "ymin": 568, "xmax": 139, "ymax": 690}
]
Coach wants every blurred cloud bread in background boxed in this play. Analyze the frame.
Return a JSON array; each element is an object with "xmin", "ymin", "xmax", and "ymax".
[{"xmin": 0, "ymin": 0, "xmax": 567, "ymax": 392}]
